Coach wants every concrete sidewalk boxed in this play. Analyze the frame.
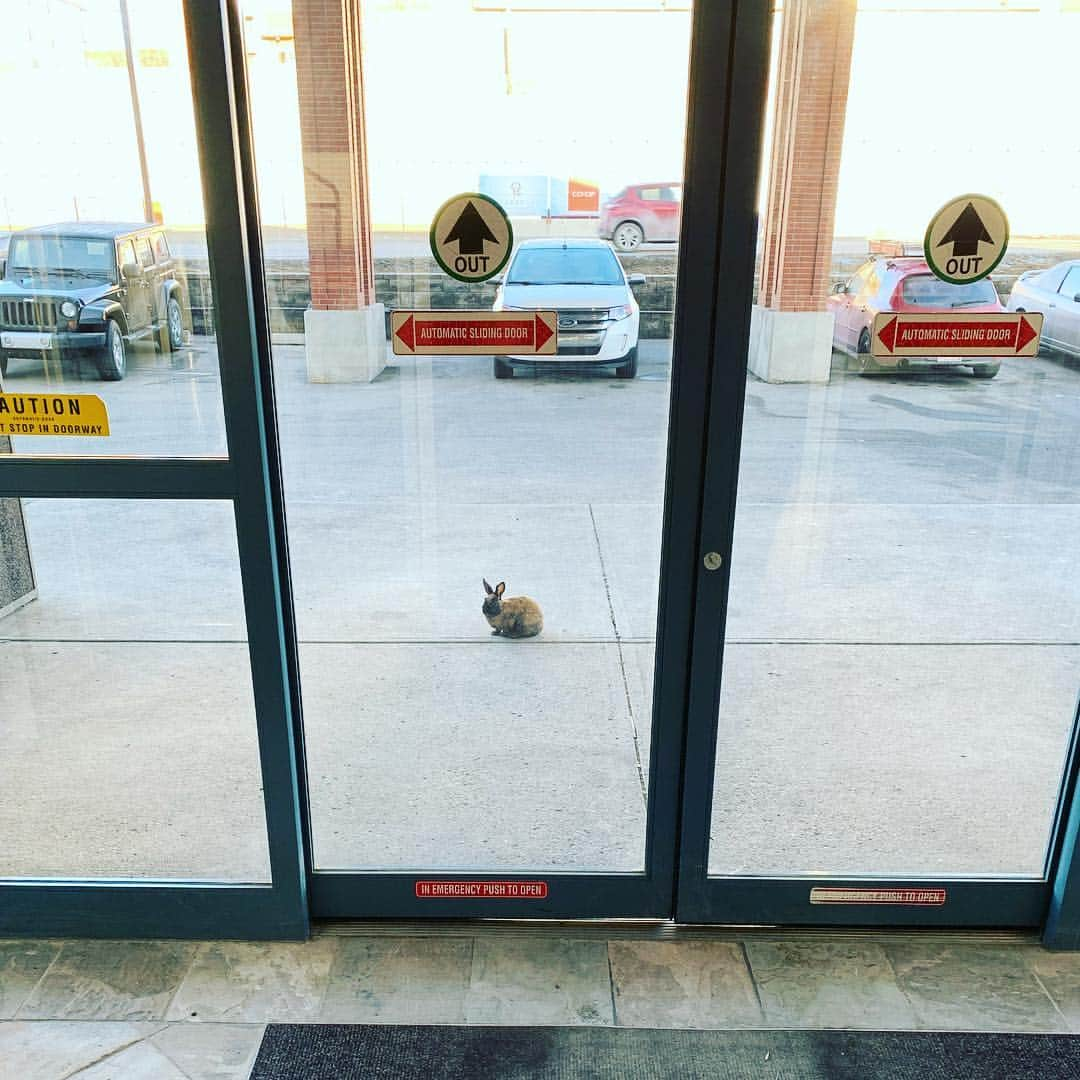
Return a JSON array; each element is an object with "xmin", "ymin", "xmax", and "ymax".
[{"xmin": 1, "ymin": 339, "xmax": 1078, "ymax": 880}]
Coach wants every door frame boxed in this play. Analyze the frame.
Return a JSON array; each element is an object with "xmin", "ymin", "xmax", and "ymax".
[
  {"xmin": 668, "ymin": 3, "xmax": 1080, "ymax": 938},
  {"xmin": 274, "ymin": 0, "xmax": 761, "ymax": 920},
  {"xmin": 0, "ymin": 0, "xmax": 308, "ymax": 941},
  {"xmin": 6, "ymin": 0, "xmax": 1080, "ymax": 943}
]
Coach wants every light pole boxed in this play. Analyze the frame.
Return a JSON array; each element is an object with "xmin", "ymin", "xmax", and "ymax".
[{"xmin": 120, "ymin": 0, "xmax": 154, "ymax": 223}]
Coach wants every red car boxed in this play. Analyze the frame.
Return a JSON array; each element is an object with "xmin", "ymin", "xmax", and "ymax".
[
  {"xmin": 828, "ymin": 254, "xmax": 1006, "ymax": 378},
  {"xmin": 599, "ymin": 183, "xmax": 682, "ymax": 251}
]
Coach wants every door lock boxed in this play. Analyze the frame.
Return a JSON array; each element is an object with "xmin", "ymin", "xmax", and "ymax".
[{"xmin": 703, "ymin": 551, "xmax": 723, "ymax": 571}]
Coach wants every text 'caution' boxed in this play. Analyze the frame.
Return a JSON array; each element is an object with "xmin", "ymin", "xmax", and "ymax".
[{"xmin": 0, "ymin": 393, "xmax": 110, "ymax": 437}]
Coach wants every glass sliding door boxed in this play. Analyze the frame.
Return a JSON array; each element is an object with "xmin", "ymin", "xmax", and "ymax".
[
  {"xmin": 678, "ymin": 0, "xmax": 1080, "ymax": 926},
  {"xmin": 244, "ymin": 0, "xmax": 741, "ymax": 916},
  {"xmin": 0, "ymin": 0, "xmax": 306, "ymax": 938}
]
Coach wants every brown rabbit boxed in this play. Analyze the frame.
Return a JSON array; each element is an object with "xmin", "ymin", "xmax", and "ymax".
[{"xmin": 482, "ymin": 579, "xmax": 543, "ymax": 638}]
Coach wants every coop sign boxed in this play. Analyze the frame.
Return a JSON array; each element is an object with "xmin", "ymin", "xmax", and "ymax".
[{"xmin": 0, "ymin": 393, "xmax": 110, "ymax": 437}]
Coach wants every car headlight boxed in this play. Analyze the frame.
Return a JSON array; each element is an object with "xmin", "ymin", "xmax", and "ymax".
[
  {"xmin": 60, "ymin": 301, "xmax": 78, "ymax": 318},
  {"xmin": 608, "ymin": 303, "xmax": 634, "ymax": 321}
]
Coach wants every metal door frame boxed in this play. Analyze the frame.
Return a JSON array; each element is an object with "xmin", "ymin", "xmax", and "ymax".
[
  {"xmin": 0, "ymin": 0, "xmax": 308, "ymax": 940},
  {"xmin": 296, "ymin": 0, "xmax": 751, "ymax": 921},
  {"xmin": 669, "ymin": 2, "xmax": 1080, "ymax": 944},
  {"xmin": 6, "ymin": 0, "xmax": 1080, "ymax": 943}
]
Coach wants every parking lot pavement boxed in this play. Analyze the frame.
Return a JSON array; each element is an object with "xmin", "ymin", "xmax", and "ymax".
[{"xmin": 2, "ymin": 338, "xmax": 1079, "ymax": 876}]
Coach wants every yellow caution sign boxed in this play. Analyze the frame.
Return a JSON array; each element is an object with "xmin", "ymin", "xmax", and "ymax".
[{"xmin": 0, "ymin": 393, "xmax": 110, "ymax": 437}]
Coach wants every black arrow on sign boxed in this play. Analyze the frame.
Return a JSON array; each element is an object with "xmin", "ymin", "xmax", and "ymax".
[
  {"xmin": 937, "ymin": 201, "xmax": 993, "ymax": 257},
  {"xmin": 444, "ymin": 201, "xmax": 498, "ymax": 255}
]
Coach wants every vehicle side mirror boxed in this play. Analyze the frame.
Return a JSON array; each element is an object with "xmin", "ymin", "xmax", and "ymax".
[
  {"xmin": 832, "ymin": 282, "xmax": 847, "ymax": 295},
  {"xmin": 1074, "ymin": 293, "xmax": 1080, "ymax": 305},
  {"xmin": 121, "ymin": 261, "xmax": 142, "ymax": 281},
  {"xmin": 628, "ymin": 273, "xmax": 646, "ymax": 286}
]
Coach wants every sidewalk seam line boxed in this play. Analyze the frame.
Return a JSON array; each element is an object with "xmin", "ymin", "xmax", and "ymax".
[
  {"xmin": 588, "ymin": 502, "xmax": 647, "ymax": 806},
  {"xmin": 61, "ymin": 1022, "xmax": 170, "ymax": 1080},
  {"xmin": 606, "ymin": 941, "xmax": 620, "ymax": 1026},
  {"xmin": 740, "ymin": 940, "xmax": 767, "ymax": 1019},
  {"xmin": 13, "ymin": 942, "xmax": 65, "ymax": 1020},
  {"xmin": 1030, "ymin": 967, "xmax": 1070, "ymax": 1029}
]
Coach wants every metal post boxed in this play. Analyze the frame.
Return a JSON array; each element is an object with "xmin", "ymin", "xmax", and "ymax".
[{"xmin": 120, "ymin": 0, "xmax": 154, "ymax": 223}]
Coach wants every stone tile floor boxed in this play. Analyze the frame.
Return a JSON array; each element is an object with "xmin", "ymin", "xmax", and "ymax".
[{"xmin": 3, "ymin": 929, "xmax": 1080, "ymax": 1077}]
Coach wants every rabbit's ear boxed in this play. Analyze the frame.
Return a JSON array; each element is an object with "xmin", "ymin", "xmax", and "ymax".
[
  {"xmin": 495, "ymin": 582, "xmax": 506, "ymax": 597},
  {"xmin": 483, "ymin": 578, "xmax": 493, "ymax": 595}
]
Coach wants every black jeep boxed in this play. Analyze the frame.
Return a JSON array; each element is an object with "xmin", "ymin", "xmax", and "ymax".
[{"xmin": 0, "ymin": 222, "xmax": 189, "ymax": 381}]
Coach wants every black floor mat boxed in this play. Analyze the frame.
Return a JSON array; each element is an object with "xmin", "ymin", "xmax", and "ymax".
[{"xmin": 251, "ymin": 1024, "xmax": 1080, "ymax": 1079}]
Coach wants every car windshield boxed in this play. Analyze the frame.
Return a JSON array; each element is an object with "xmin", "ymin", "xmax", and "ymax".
[
  {"xmin": 901, "ymin": 275, "xmax": 998, "ymax": 307},
  {"xmin": 6, "ymin": 235, "xmax": 115, "ymax": 282},
  {"xmin": 507, "ymin": 246, "xmax": 624, "ymax": 286}
]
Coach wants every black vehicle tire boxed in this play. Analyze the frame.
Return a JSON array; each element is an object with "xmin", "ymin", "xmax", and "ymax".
[
  {"xmin": 612, "ymin": 221, "xmax": 644, "ymax": 252},
  {"xmin": 494, "ymin": 358, "xmax": 513, "ymax": 379},
  {"xmin": 615, "ymin": 347, "xmax": 638, "ymax": 379},
  {"xmin": 0, "ymin": 353, "xmax": 7, "ymax": 380},
  {"xmin": 971, "ymin": 363, "xmax": 1000, "ymax": 379},
  {"xmin": 98, "ymin": 320, "xmax": 127, "ymax": 381},
  {"xmin": 165, "ymin": 296, "xmax": 184, "ymax": 351},
  {"xmin": 857, "ymin": 330, "xmax": 880, "ymax": 375}
]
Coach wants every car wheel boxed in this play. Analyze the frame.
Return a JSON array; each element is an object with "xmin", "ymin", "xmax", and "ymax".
[
  {"xmin": 615, "ymin": 347, "xmax": 638, "ymax": 379},
  {"xmin": 166, "ymin": 296, "xmax": 184, "ymax": 350},
  {"xmin": 0, "ymin": 353, "xmax": 7, "ymax": 380},
  {"xmin": 612, "ymin": 221, "xmax": 644, "ymax": 251},
  {"xmin": 98, "ymin": 320, "xmax": 127, "ymax": 381},
  {"xmin": 857, "ymin": 330, "xmax": 880, "ymax": 376},
  {"xmin": 493, "ymin": 358, "xmax": 513, "ymax": 379},
  {"xmin": 971, "ymin": 363, "xmax": 1000, "ymax": 379}
]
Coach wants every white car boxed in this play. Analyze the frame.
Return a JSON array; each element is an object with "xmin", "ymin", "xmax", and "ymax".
[
  {"xmin": 492, "ymin": 238, "xmax": 643, "ymax": 379},
  {"xmin": 1007, "ymin": 259, "xmax": 1080, "ymax": 360}
]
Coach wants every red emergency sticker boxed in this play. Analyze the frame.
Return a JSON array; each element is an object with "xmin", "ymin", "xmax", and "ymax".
[
  {"xmin": 415, "ymin": 880, "xmax": 548, "ymax": 899},
  {"xmin": 810, "ymin": 887, "xmax": 946, "ymax": 906}
]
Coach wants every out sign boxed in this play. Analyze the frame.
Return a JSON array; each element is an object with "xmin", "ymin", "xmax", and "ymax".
[
  {"xmin": 924, "ymin": 193, "xmax": 1009, "ymax": 286},
  {"xmin": 430, "ymin": 192, "xmax": 513, "ymax": 283}
]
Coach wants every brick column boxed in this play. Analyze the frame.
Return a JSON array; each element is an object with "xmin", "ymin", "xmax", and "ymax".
[
  {"xmin": 292, "ymin": 0, "xmax": 385, "ymax": 381},
  {"xmin": 750, "ymin": 0, "xmax": 856, "ymax": 382},
  {"xmin": 760, "ymin": 0, "xmax": 856, "ymax": 312}
]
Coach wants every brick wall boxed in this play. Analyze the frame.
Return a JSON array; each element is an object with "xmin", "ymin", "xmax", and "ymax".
[
  {"xmin": 180, "ymin": 245, "xmax": 1073, "ymax": 342},
  {"xmin": 292, "ymin": 0, "xmax": 375, "ymax": 310},
  {"xmin": 182, "ymin": 251, "xmax": 675, "ymax": 339},
  {"xmin": 759, "ymin": 0, "xmax": 857, "ymax": 313}
]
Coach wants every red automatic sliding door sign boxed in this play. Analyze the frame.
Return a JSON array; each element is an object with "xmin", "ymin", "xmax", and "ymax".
[
  {"xmin": 415, "ymin": 880, "xmax": 549, "ymax": 899},
  {"xmin": 392, "ymin": 310, "xmax": 558, "ymax": 356},
  {"xmin": 871, "ymin": 311, "xmax": 1043, "ymax": 359}
]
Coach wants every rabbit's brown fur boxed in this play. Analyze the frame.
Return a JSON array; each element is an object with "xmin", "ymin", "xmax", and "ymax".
[{"xmin": 482, "ymin": 579, "xmax": 543, "ymax": 638}]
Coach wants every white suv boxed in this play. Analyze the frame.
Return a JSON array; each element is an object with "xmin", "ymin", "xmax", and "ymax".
[{"xmin": 492, "ymin": 238, "xmax": 643, "ymax": 379}]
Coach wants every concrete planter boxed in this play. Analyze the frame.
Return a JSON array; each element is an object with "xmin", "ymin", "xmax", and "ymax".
[
  {"xmin": 748, "ymin": 307, "xmax": 834, "ymax": 384},
  {"xmin": 303, "ymin": 304, "xmax": 388, "ymax": 383}
]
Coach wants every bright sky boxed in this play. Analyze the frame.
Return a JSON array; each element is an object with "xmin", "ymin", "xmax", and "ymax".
[{"xmin": 0, "ymin": 1, "xmax": 1076, "ymax": 239}]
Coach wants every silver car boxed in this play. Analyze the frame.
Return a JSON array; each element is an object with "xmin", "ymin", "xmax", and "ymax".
[{"xmin": 1007, "ymin": 259, "xmax": 1080, "ymax": 359}]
